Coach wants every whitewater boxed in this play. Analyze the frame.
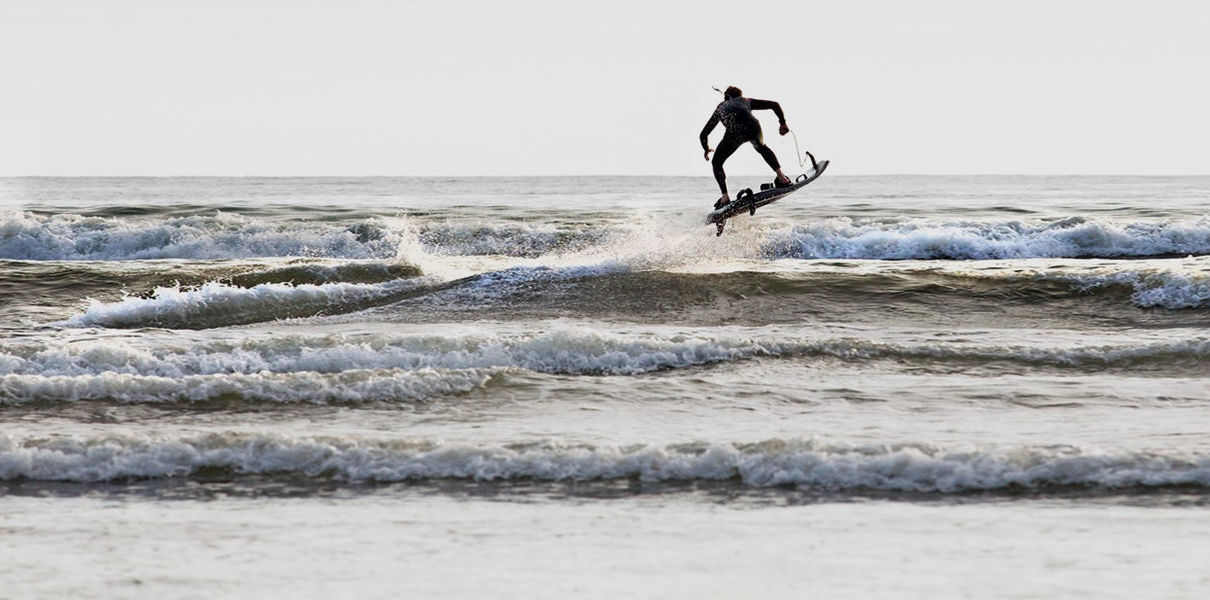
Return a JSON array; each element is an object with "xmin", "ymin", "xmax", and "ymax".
[{"xmin": 2, "ymin": 175, "xmax": 1209, "ymax": 599}]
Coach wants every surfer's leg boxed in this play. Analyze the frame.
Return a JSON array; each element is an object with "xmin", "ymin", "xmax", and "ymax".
[
  {"xmin": 712, "ymin": 135, "xmax": 742, "ymax": 204},
  {"xmin": 752, "ymin": 139, "xmax": 791, "ymax": 187}
]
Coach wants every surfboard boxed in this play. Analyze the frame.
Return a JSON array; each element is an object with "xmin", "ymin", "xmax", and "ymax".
[{"xmin": 706, "ymin": 159, "xmax": 829, "ymax": 236}]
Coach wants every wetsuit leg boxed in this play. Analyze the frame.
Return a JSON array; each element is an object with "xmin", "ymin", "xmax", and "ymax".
[
  {"xmin": 711, "ymin": 133, "xmax": 744, "ymax": 196},
  {"xmin": 750, "ymin": 132, "xmax": 782, "ymax": 171}
]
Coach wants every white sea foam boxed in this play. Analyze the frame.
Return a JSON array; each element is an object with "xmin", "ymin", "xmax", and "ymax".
[
  {"xmin": 11, "ymin": 210, "xmax": 1210, "ymax": 262},
  {"xmin": 0, "ymin": 211, "xmax": 406, "ymax": 260},
  {"xmin": 942, "ymin": 261, "xmax": 1210, "ymax": 309},
  {"xmin": 0, "ymin": 369, "xmax": 496, "ymax": 405},
  {"xmin": 417, "ymin": 221, "xmax": 609, "ymax": 257},
  {"xmin": 0, "ymin": 211, "xmax": 609, "ymax": 261},
  {"xmin": 801, "ymin": 336, "xmax": 1210, "ymax": 366},
  {"xmin": 7, "ymin": 328, "xmax": 1209, "ymax": 399},
  {"xmin": 61, "ymin": 278, "xmax": 430, "ymax": 329},
  {"xmin": 2, "ymin": 434, "xmax": 1206, "ymax": 490},
  {"xmin": 1060, "ymin": 270, "xmax": 1210, "ymax": 309},
  {"xmin": 2, "ymin": 328, "xmax": 776, "ymax": 380},
  {"xmin": 763, "ymin": 217, "xmax": 1210, "ymax": 260}
]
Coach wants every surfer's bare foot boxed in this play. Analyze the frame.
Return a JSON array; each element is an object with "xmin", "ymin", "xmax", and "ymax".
[
  {"xmin": 714, "ymin": 195, "xmax": 729, "ymax": 209},
  {"xmin": 774, "ymin": 174, "xmax": 792, "ymax": 188}
]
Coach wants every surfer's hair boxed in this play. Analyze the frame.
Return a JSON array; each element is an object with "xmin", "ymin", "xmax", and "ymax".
[{"xmin": 724, "ymin": 86, "xmax": 742, "ymax": 99}]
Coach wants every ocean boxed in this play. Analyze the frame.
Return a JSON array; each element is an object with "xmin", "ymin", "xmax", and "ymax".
[{"xmin": 1, "ymin": 175, "xmax": 1208, "ymax": 598}]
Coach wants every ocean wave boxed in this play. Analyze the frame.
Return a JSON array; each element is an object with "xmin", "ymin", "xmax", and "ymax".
[
  {"xmin": 1056, "ymin": 270, "xmax": 1210, "ymax": 309},
  {"xmin": 0, "ymin": 211, "xmax": 404, "ymax": 260},
  {"xmin": 936, "ymin": 264, "xmax": 1210, "ymax": 310},
  {"xmin": 50, "ymin": 262, "xmax": 1210, "ymax": 334},
  {"xmin": 0, "ymin": 369, "xmax": 497, "ymax": 406},
  {"xmin": 61, "ymin": 278, "xmax": 434, "ymax": 329},
  {"xmin": 0, "ymin": 260, "xmax": 424, "ymax": 319},
  {"xmin": 762, "ymin": 217, "xmax": 1210, "ymax": 260},
  {"xmin": 8, "ymin": 328, "xmax": 1210, "ymax": 396},
  {"xmin": 389, "ymin": 264, "xmax": 1210, "ymax": 316},
  {"xmin": 55, "ymin": 262, "xmax": 635, "ymax": 329},
  {"xmin": 12, "ymin": 210, "xmax": 1210, "ymax": 263},
  {"xmin": 1, "ymin": 328, "xmax": 775, "ymax": 380},
  {"xmin": 2, "ymin": 434, "xmax": 1206, "ymax": 491},
  {"xmin": 0, "ymin": 212, "xmax": 610, "ymax": 261}
]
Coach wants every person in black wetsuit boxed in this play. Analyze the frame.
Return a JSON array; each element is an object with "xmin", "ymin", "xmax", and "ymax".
[{"xmin": 700, "ymin": 86, "xmax": 792, "ymax": 208}]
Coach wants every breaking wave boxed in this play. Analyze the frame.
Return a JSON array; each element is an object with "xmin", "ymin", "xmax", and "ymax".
[
  {"xmin": 761, "ymin": 216, "xmax": 1210, "ymax": 260},
  {"xmin": 1, "ymin": 328, "xmax": 779, "ymax": 381},
  {"xmin": 1058, "ymin": 270, "xmax": 1210, "ymax": 309},
  {"xmin": 5, "ymin": 327, "xmax": 1210, "ymax": 406},
  {"xmin": 0, "ymin": 212, "xmax": 605, "ymax": 261},
  {"xmin": 0, "ymin": 212, "xmax": 402, "ymax": 260},
  {"xmin": 0, "ymin": 369, "xmax": 499, "ymax": 406},
  {"xmin": 46, "ymin": 260, "xmax": 1210, "ymax": 334},
  {"xmin": 9, "ymin": 211, "xmax": 1210, "ymax": 262},
  {"xmin": 61, "ymin": 278, "xmax": 435, "ymax": 329},
  {"xmin": 2, "ymin": 434, "xmax": 1207, "ymax": 492}
]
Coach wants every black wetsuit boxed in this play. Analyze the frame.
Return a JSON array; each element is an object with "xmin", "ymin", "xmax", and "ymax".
[{"xmin": 699, "ymin": 97, "xmax": 786, "ymax": 196}]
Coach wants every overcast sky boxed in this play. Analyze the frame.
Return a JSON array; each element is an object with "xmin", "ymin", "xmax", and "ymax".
[{"xmin": 2, "ymin": 0, "xmax": 1209, "ymax": 176}]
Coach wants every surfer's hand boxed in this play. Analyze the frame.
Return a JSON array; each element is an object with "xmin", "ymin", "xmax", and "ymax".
[
  {"xmin": 779, "ymin": 123, "xmax": 789, "ymax": 136},
  {"xmin": 704, "ymin": 148, "xmax": 713, "ymax": 161}
]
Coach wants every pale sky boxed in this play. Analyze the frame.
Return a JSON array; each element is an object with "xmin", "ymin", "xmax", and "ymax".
[{"xmin": 2, "ymin": 0, "xmax": 1209, "ymax": 176}]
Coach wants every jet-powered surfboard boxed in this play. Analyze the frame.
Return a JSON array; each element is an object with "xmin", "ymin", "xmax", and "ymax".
[{"xmin": 706, "ymin": 159, "xmax": 829, "ymax": 236}]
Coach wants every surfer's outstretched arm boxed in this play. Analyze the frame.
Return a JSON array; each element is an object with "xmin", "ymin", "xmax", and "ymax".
[
  {"xmin": 749, "ymin": 99, "xmax": 789, "ymax": 135},
  {"xmin": 699, "ymin": 112, "xmax": 720, "ymax": 159}
]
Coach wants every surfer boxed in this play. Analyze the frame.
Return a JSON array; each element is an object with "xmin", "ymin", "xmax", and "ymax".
[{"xmin": 700, "ymin": 86, "xmax": 792, "ymax": 208}]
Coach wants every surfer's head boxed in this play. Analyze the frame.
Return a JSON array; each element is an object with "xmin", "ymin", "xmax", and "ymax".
[{"xmin": 724, "ymin": 86, "xmax": 742, "ymax": 100}]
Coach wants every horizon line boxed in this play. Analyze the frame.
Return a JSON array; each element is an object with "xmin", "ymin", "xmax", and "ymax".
[{"xmin": 4, "ymin": 173, "xmax": 1210, "ymax": 179}]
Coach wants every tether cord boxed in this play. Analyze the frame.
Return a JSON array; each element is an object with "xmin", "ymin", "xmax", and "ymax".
[{"xmin": 788, "ymin": 129, "xmax": 817, "ymax": 171}]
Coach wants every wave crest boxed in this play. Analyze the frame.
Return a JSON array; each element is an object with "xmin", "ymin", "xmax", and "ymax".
[
  {"xmin": 763, "ymin": 217, "xmax": 1210, "ymax": 260},
  {"xmin": 0, "ymin": 211, "xmax": 405, "ymax": 260},
  {"xmin": 11, "ymin": 210, "xmax": 1210, "ymax": 262},
  {"xmin": 61, "ymin": 278, "xmax": 431, "ymax": 329},
  {"xmin": 0, "ymin": 369, "xmax": 497, "ymax": 406},
  {"xmin": 3, "ymin": 434, "xmax": 1206, "ymax": 491},
  {"xmin": 0, "ymin": 212, "xmax": 610, "ymax": 261}
]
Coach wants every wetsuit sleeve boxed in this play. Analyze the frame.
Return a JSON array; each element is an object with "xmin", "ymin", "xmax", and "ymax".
[
  {"xmin": 700, "ymin": 112, "xmax": 720, "ymax": 151},
  {"xmin": 749, "ymin": 99, "xmax": 786, "ymax": 125}
]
